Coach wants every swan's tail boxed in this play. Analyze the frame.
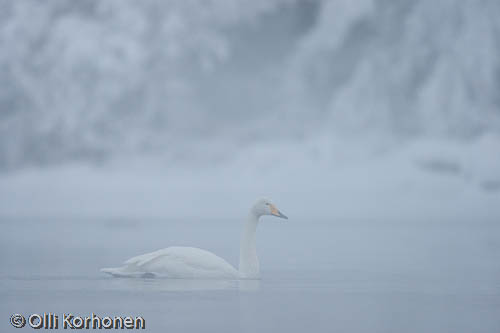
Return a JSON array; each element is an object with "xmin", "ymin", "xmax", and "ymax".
[{"xmin": 100, "ymin": 266, "xmax": 156, "ymax": 278}]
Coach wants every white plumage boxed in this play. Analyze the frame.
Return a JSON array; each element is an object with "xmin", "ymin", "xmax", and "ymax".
[
  {"xmin": 101, "ymin": 198, "xmax": 287, "ymax": 279},
  {"xmin": 101, "ymin": 247, "xmax": 239, "ymax": 279}
]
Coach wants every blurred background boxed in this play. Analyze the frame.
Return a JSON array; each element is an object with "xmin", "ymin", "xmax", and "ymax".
[
  {"xmin": 1, "ymin": 2, "xmax": 500, "ymax": 332},
  {"xmin": 0, "ymin": 0, "xmax": 499, "ymax": 219}
]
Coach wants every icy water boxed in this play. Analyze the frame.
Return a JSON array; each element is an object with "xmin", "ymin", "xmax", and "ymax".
[{"xmin": 1, "ymin": 217, "xmax": 499, "ymax": 332}]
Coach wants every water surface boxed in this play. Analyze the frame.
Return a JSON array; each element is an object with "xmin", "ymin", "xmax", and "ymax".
[{"xmin": 1, "ymin": 217, "xmax": 499, "ymax": 332}]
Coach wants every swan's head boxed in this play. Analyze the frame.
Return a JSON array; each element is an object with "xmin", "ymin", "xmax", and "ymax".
[{"xmin": 251, "ymin": 197, "xmax": 288, "ymax": 219}]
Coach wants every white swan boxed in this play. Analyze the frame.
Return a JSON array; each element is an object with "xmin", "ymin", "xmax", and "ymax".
[{"xmin": 101, "ymin": 198, "xmax": 287, "ymax": 279}]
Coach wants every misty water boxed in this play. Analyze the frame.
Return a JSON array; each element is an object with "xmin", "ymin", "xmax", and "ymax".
[
  {"xmin": 2, "ymin": 1, "xmax": 500, "ymax": 332},
  {"xmin": 1, "ymin": 217, "xmax": 499, "ymax": 332}
]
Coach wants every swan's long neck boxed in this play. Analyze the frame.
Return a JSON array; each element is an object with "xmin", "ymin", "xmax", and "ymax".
[{"xmin": 239, "ymin": 212, "xmax": 260, "ymax": 279}]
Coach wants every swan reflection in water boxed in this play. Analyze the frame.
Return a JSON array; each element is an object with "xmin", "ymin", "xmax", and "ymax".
[{"xmin": 103, "ymin": 277, "xmax": 261, "ymax": 292}]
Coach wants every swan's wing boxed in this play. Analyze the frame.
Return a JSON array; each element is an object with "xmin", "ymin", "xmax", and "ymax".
[
  {"xmin": 120, "ymin": 247, "xmax": 239, "ymax": 279},
  {"xmin": 124, "ymin": 248, "xmax": 170, "ymax": 267}
]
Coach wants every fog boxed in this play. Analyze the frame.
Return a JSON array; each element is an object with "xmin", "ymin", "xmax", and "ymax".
[{"xmin": 1, "ymin": 1, "xmax": 499, "ymax": 332}]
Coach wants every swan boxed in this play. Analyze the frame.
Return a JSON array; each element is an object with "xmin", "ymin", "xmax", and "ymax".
[{"xmin": 100, "ymin": 198, "xmax": 287, "ymax": 279}]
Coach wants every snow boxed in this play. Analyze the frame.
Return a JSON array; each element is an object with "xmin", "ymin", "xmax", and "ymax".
[{"xmin": 1, "ymin": 1, "xmax": 499, "ymax": 170}]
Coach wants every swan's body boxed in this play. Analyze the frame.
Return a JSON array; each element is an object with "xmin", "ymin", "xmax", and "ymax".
[
  {"xmin": 101, "ymin": 247, "xmax": 239, "ymax": 279},
  {"xmin": 101, "ymin": 198, "xmax": 287, "ymax": 279}
]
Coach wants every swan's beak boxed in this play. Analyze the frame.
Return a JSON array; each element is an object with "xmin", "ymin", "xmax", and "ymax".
[{"xmin": 270, "ymin": 204, "xmax": 288, "ymax": 219}]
